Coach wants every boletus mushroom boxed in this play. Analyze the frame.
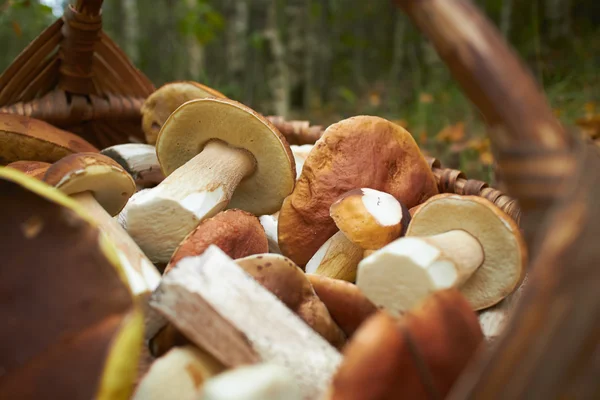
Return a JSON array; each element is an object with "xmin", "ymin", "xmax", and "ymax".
[
  {"xmin": 306, "ymin": 188, "xmax": 411, "ymax": 281},
  {"xmin": 43, "ymin": 152, "xmax": 161, "ymax": 297},
  {"xmin": 101, "ymin": 143, "xmax": 165, "ymax": 189},
  {"xmin": 0, "ymin": 167, "xmax": 143, "ymax": 399},
  {"xmin": 0, "ymin": 113, "xmax": 98, "ymax": 164},
  {"xmin": 132, "ymin": 345, "xmax": 225, "ymax": 400},
  {"xmin": 141, "ymin": 81, "xmax": 227, "ymax": 144},
  {"xmin": 356, "ymin": 194, "xmax": 527, "ymax": 313},
  {"xmin": 278, "ymin": 116, "xmax": 438, "ymax": 267},
  {"xmin": 164, "ymin": 209, "xmax": 268, "ymax": 273},
  {"xmin": 327, "ymin": 289, "xmax": 483, "ymax": 400},
  {"xmin": 119, "ymin": 98, "xmax": 295, "ymax": 264}
]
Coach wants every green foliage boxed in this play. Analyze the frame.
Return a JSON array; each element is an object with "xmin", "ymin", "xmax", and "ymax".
[{"xmin": 178, "ymin": 0, "xmax": 224, "ymax": 45}]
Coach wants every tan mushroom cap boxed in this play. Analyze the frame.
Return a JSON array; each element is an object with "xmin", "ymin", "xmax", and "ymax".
[
  {"xmin": 330, "ymin": 188, "xmax": 411, "ymax": 250},
  {"xmin": 6, "ymin": 160, "xmax": 51, "ymax": 180},
  {"xmin": 165, "ymin": 209, "xmax": 269, "ymax": 273},
  {"xmin": 156, "ymin": 98, "xmax": 296, "ymax": 216},
  {"xmin": 278, "ymin": 116, "xmax": 438, "ymax": 267},
  {"xmin": 142, "ymin": 81, "xmax": 227, "ymax": 144},
  {"xmin": 0, "ymin": 113, "xmax": 98, "ymax": 165},
  {"xmin": 43, "ymin": 152, "xmax": 136, "ymax": 216},
  {"xmin": 0, "ymin": 167, "xmax": 143, "ymax": 399},
  {"xmin": 406, "ymin": 194, "xmax": 527, "ymax": 310},
  {"xmin": 328, "ymin": 289, "xmax": 483, "ymax": 400},
  {"xmin": 235, "ymin": 254, "xmax": 346, "ymax": 349}
]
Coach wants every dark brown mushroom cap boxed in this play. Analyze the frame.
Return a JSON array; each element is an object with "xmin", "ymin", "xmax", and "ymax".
[
  {"xmin": 328, "ymin": 289, "xmax": 483, "ymax": 400},
  {"xmin": 278, "ymin": 116, "xmax": 438, "ymax": 267},
  {"xmin": 0, "ymin": 167, "xmax": 143, "ymax": 400},
  {"xmin": 43, "ymin": 152, "xmax": 136, "ymax": 216},
  {"xmin": 6, "ymin": 160, "xmax": 51, "ymax": 180},
  {"xmin": 141, "ymin": 81, "xmax": 227, "ymax": 144},
  {"xmin": 0, "ymin": 113, "xmax": 98, "ymax": 165},
  {"xmin": 306, "ymin": 274, "xmax": 378, "ymax": 337},
  {"xmin": 164, "ymin": 209, "xmax": 269, "ymax": 273}
]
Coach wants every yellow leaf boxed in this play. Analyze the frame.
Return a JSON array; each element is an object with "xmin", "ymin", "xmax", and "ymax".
[
  {"xmin": 479, "ymin": 151, "xmax": 494, "ymax": 165},
  {"xmin": 584, "ymin": 101, "xmax": 596, "ymax": 116},
  {"xmin": 419, "ymin": 92, "xmax": 434, "ymax": 104},
  {"xmin": 391, "ymin": 119, "xmax": 408, "ymax": 128},
  {"xmin": 12, "ymin": 21, "xmax": 22, "ymax": 37},
  {"xmin": 368, "ymin": 92, "xmax": 381, "ymax": 107},
  {"xmin": 418, "ymin": 131, "xmax": 428, "ymax": 145},
  {"xmin": 435, "ymin": 122, "xmax": 465, "ymax": 143}
]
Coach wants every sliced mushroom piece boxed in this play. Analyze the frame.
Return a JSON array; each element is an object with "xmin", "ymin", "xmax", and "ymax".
[
  {"xmin": 101, "ymin": 143, "xmax": 165, "ymax": 189},
  {"xmin": 307, "ymin": 274, "xmax": 378, "ymax": 338},
  {"xmin": 306, "ymin": 188, "xmax": 411, "ymax": 281},
  {"xmin": 0, "ymin": 113, "xmax": 98, "ymax": 164},
  {"xmin": 0, "ymin": 167, "xmax": 143, "ymax": 399},
  {"xmin": 327, "ymin": 289, "xmax": 483, "ymax": 400},
  {"xmin": 119, "ymin": 98, "xmax": 296, "ymax": 264},
  {"xmin": 164, "ymin": 209, "xmax": 268, "ymax": 273},
  {"xmin": 201, "ymin": 363, "xmax": 302, "ymax": 400},
  {"xmin": 236, "ymin": 254, "xmax": 346, "ymax": 349},
  {"xmin": 43, "ymin": 153, "xmax": 161, "ymax": 297},
  {"xmin": 6, "ymin": 160, "xmax": 51, "ymax": 180},
  {"xmin": 141, "ymin": 81, "xmax": 227, "ymax": 144},
  {"xmin": 357, "ymin": 194, "xmax": 526, "ymax": 314},
  {"xmin": 278, "ymin": 116, "xmax": 438, "ymax": 267},
  {"xmin": 132, "ymin": 346, "xmax": 225, "ymax": 400},
  {"xmin": 150, "ymin": 246, "xmax": 342, "ymax": 400}
]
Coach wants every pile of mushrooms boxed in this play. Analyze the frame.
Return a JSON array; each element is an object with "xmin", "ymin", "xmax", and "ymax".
[{"xmin": 0, "ymin": 80, "xmax": 527, "ymax": 400}]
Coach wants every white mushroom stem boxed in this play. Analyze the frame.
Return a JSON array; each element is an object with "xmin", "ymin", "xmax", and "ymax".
[
  {"xmin": 71, "ymin": 191, "xmax": 161, "ymax": 297},
  {"xmin": 305, "ymin": 231, "xmax": 363, "ymax": 282},
  {"xmin": 259, "ymin": 214, "xmax": 281, "ymax": 254},
  {"xmin": 356, "ymin": 230, "xmax": 484, "ymax": 315},
  {"xmin": 119, "ymin": 140, "xmax": 256, "ymax": 264}
]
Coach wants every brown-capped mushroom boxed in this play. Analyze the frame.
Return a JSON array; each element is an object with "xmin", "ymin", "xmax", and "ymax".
[
  {"xmin": 164, "ymin": 209, "xmax": 268, "ymax": 273},
  {"xmin": 141, "ymin": 81, "xmax": 227, "ymax": 144},
  {"xmin": 278, "ymin": 116, "xmax": 438, "ymax": 267},
  {"xmin": 6, "ymin": 160, "xmax": 50, "ymax": 180},
  {"xmin": 307, "ymin": 274, "xmax": 378, "ymax": 338},
  {"xmin": 132, "ymin": 345, "xmax": 225, "ymax": 400},
  {"xmin": 306, "ymin": 188, "xmax": 411, "ymax": 281},
  {"xmin": 327, "ymin": 289, "xmax": 483, "ymax": 400},
  {"xmin": 356, "ymin": 194, "xmax": 527, "ymax": 313},
  {"xmin": 0, "ymin": 167, "xmax": 143, "ymax": 399},
  {"xmin": 119, "ymin": 98, "xmax": 296, "ymax": 264},
  {"xmin": 201, "ymin": 363, "xmax": 302, "ymax": 400},
  {"xmin": 43, "ymin": 152, "xmax": 161, "ymax": 296},
  {"xmin": 290, "ymin": 144, "xmax": 313, "ymax": 179},
  {"xmin": 101, "ymin": 143, "xmax": 165, "ymax": 190},
  {"xmin": 0, "ymin": 113, "xmax": 98, "ymax": 164}
]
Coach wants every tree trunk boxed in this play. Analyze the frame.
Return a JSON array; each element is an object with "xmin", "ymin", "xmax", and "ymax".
[
  {"xmin": 265, "ymin": 0, "xmax": 290, "ymax": 117},
  {"xmin": 185, "ymin": 0, "xmax": 204, "ymax": 81},
  {"xmin": 500, "ymin": 0, "xmax": 513, "ymax": 38},
  {"xmin": 123, "ymin": 0, "xmax": 139, "ymax": 63},
  {"xmin": 226, "ymin": 0, "xmax": 249, "ymax": 85}
]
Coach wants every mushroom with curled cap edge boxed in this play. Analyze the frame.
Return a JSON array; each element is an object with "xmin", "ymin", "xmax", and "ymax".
[
  {"xmin": 0, "ymin": 167, "xmax": 143, "ymax": 400},
  {"xmin": 141, "ymin": 81, "xmax": 227, "ymax": 144},
  {"xmin": 278, "ymin": 115, "xmax": 438, "ymax": 268},
  {"xmin": 101, "ymin": 143, "xmax": 165, "ymax": 190},
  {"xmin": 356, "ymin": 194, "xmax": 527, "ymax": 314},
  {"xmin": 119, "ymin": 98, "xmax": 296, "ymax": 264},
  {"xmin": 327, "ymin": 289, "xmax": 483, "ymax": 400},
  {"xmin": 132, "ymin": 345, "xmax": 225, "ymax": 400},
  {"xmin": 0, "ymin": 113, "xmax": 98, "ymax": 164},
  {"xmin": 43, "ymin": 152, "xmax": 161, "ymax": 297},
  {"xmin": 306, "ymin": 188, "xmax": 411, "ymax": 281}
]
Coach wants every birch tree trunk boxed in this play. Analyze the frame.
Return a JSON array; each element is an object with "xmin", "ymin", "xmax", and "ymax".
[
  {"xmin": 265, "ymin": 0, "xmax": 290, "ymax": 117},
  {"xmin": 184, "ymin": 0, "xmax": 204, "ymax": 81},
  {"xmin": 500, "ymin": 0, "xmax": 513, "ymax": 39},
  {"xmin": 226, "ymin": 0, "xmax": 249, "ymax": 86},
  {"xmin": 123, "ymin": 0, "xmax": 139, "ymax": 63}
]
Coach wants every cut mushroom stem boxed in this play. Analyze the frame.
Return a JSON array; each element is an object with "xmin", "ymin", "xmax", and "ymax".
[
  {"xmin": 305, "ymin": 231, "xmax": 364, "ymax": 282},
  {"xmin": 357, "ymin": 194, "xmax": 526, "ymax": 314},
  {"xmin": 120, "ymin": 140, "xmax": 256, "ymax": 263}
]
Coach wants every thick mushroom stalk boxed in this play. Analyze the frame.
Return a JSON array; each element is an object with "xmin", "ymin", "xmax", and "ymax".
[
  {"xmin": 357, "ymin": 230, "xmax": 484, "ymax": 315},
  {"xmin": 357, "ymin": 194, "xmax": 526, "ymax": 314},
  {"xmin": 120, "ymin": 140, "xmax": 256, "ymax": 263}
]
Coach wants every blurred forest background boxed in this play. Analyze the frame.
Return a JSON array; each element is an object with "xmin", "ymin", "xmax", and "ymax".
[{"xmin": 1, "ymin": 0, "xmax": 598, "ymax": 182}]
